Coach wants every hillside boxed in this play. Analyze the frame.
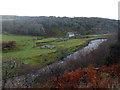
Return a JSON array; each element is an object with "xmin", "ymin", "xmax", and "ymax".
[
  {"xmin": 2, "ymin": 15, "xmax": 118, "ymax": 37},
  {"xmin": 32, "ymin": 63, "xmax": 120, "ymax": 88}
]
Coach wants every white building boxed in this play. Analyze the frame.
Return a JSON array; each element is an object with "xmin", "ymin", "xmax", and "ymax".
[{"xmin": 67, "ymin": 32, "xmax": 75, "ymax": 37}]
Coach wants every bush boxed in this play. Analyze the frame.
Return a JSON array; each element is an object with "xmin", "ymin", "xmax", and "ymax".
[
  {"xmin": 105, "ymin": 42, "xmax": 120, "ymax": 65},
  {"xmin": 2, "ymin": 60, "xmax": 18, "ymax": 80},
  {"xmin": 56, "ymin": 47, "xmax": 68, "ymax": 60},
  {"xmin": 2, "ymin": 41, "xmax": 20, "ymax": 52}
]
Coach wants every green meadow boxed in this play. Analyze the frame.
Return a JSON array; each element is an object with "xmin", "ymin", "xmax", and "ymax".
[{"xmin": 2, "ymin": 34, "xmax": 106, "ymax": 67}]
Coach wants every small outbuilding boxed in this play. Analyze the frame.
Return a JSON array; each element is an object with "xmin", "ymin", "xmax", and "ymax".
[{"xmin": 67, "ymin": 32, "xmax": 75, "ymax": 37}]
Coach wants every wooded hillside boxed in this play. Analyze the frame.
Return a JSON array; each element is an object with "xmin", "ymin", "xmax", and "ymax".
[{"xmin": 2, "ymin": 15, "xmax": 118, "ymax": 37}]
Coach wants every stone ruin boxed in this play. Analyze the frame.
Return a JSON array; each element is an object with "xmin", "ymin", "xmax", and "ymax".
[{"xmin": 41, "ymin": 45, "xmax": 55, "ymax": 49}]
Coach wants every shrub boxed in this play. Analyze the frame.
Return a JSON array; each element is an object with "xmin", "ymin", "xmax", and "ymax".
[
  {"xmin": 41, "ymin": 63, "xmax": 120, "ymax": 88},
  {"xmin": 56, "ymin": 47, "xmax": 68, "ymax": 59},
  {"xmin": 2, "ymin": 41, "xmax": 21, "ymax": 52},
  {"xmin": 105, "ymin": 42, "xmax": 120, "ymax": 65},
  {"xmin": 2, "ymin": 60, "xmax": 18, "ymax": 80}
]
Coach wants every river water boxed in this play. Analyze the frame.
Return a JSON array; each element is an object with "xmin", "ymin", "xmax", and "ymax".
[{"xmin": 62, "ymin": 39, "xmax": 107, "ymax": 61}]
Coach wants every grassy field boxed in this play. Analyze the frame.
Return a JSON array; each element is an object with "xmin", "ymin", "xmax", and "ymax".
[
  {"xmin": 2, "ymin": 34, "xmax": 56, "ymax": 59},
  {"xmin": 2, "ymin": 34, "xmax": 109, "ymax": 79},
  {"xmin": 2, "ymin": 34, "xmax": 105, "ymax": 67},
  {"xmin": 37, "ymin": 38, "xmax": 58, "ymax": 43}
]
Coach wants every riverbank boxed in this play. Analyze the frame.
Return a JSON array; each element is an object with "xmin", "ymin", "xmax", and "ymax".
[
  {"xmin": 3, "ymin": 34, "xmax": 109, "ymax": 81},
  {"xmin": 3, "ymin": 38, "xmax": 108, "ymax": 88},
  {"xmin": 31, "ymin": 35, "xmax": 118, "ymax": 88}
]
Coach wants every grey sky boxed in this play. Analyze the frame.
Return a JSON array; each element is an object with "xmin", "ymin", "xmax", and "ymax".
[{"xmin": 0, "ymin": 0, "xmax": 119, "ymax": 20}]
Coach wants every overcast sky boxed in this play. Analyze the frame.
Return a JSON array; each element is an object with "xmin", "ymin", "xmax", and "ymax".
[{"xmin": 0, "ymin": 0, "xmax": 119, "ymax": 20}]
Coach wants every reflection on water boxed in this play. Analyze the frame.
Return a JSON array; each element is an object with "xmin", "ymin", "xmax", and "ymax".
[{"xmin": 62, "ymin": 39, "xmax": 107, "ymax": 61}]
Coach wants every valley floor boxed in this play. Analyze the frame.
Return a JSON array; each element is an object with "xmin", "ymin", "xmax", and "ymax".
[{"xmin": 2, "ymin": 33, "xmax": 113, "ymax": 88}]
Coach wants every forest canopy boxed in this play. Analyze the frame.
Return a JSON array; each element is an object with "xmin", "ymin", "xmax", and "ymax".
[{"xmin": 2, "ymin": 16, "xmax": 118, "ymax": 37}]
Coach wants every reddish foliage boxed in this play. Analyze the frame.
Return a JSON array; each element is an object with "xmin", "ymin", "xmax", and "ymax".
[
  {"xmin": 100, "ymin": 64, "xmax": 120, "ymax": 77},
  {"xmin": 38, "ymin": 63, "xmax": 120, "ymax": 88},
  {"xmin": 2, "ymin": 41, "xmax": 16, "ymax": 51}
]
